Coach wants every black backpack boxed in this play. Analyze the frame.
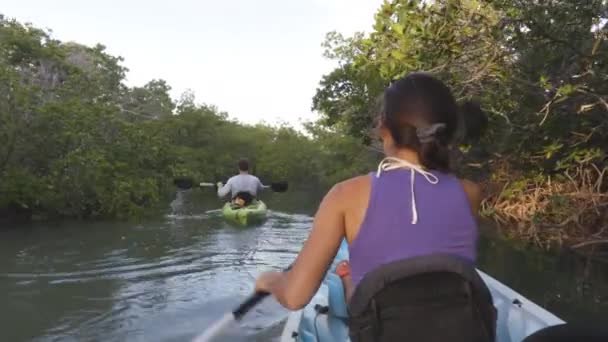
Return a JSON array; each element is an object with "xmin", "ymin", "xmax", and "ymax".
[{"xmin": 347, "ymin": 254, "xmax": 496, "ymax": 342}]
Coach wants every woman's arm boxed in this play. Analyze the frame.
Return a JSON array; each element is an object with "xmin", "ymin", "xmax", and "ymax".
[
  {"xmin": 460, "ymin": 179, "xmax": 482, "ymax": 215},
  {"xmin": 255, "ymin": 183, "xmax": 347, "ymax": 310}
]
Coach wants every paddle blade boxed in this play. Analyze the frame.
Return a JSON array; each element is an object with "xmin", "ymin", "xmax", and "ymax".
[
  {"xmin": 270, "ymin": 181, "xmax": 288, "ymax": 192},
  {"xmin": 174, "ymin": 177, "xmax": 195, "ymax": 190}
]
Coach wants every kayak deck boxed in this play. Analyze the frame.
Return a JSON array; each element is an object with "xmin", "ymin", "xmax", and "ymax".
[
  {"xmin": 280, "ymin": 240, "xmax": 564, "ymax": 342},
  {"xmin": 222, "ymin": 200, "xmax": 268, "ymax": 226}
]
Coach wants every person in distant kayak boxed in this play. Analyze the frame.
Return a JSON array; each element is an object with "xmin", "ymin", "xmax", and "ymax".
[
  {"xmin": 217, "ymin": 159, "xmax": 267, "ymax": 207},
  {"xmin": 255, "ymin": 73, "xmax": 494, "ymax": 341}
]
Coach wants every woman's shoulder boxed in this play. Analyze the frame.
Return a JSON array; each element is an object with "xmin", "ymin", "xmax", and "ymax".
[
  {"xmin": 459, "ymin": 178, "xmax": 481, "ymax": 196},
  {"xmin": 326, "ymin": 174, "xmax": 372, "ymax": 201},
  {"xmin": 336, "ymin": 174, "xmax": 371, "ymax": 190},
  {"xmin": 433, "ymin": 171, "xmax": 481, "ymax": 195},
  {"xmin": 458, "ymin": 178, "xmax": 482, "ymax": 214}
]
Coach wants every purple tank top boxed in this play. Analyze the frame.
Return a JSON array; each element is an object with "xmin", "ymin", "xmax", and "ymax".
[{"xmin": 349, "ymin": 169, "xmax": 478, "ymax": 286}]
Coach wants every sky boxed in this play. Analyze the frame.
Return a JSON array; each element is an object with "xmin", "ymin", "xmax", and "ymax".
[{"xmin": 3, "ymin": 0, "xmax": 384, "ymax": 126}]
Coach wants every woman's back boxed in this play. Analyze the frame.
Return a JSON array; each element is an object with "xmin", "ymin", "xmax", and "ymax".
[
  {"xmin": 344, "ymin": 168, "xmax": 478, "ymax": 286},
  {"xmin": 254, "ymin": 72, "xmax": 487, "ymax": 327}
]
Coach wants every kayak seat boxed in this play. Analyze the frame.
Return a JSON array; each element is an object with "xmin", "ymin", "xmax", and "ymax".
[
  {"xmin": 324, "ymin": 240, "xmax": 350, "ymax": 321},
  {"xmin": 327, "ymin": 273, "xmax": 349, "ymax": 319},
  {"xmin": 295, "ymin": 278, "xmax": 349, "ymax": 342},
  {"xmin": 335, "ymin": 240, "xmax": 349, "ymax": 260},
  {"xmin": 347, "ymin": 254, "xmax": 497, "ymax": 342}
]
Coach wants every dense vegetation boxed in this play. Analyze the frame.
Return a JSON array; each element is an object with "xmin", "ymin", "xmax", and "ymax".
[
  {"xmin": 313, "ymin": 0, "xmax": 608, "ymax": 249},
  {"xmin": 0, "ymin": 14, "xmax": 376, "ymax": 221},
  {"xmin": 2, "ymin": 0, "xmax": 607, "ymax": 251}
]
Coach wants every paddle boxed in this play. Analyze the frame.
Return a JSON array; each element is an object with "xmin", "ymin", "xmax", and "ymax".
[
  {"xmin": 173, "ymin": 177, "xmax": 288, "ymax": 192},
  {"xmin": 191, "ymin": 265, "xmax": 292, "ymax": 342}
]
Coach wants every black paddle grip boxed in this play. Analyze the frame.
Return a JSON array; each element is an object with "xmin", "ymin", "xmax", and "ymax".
[
  {"xmin": 233, "ymin": 292, "xmax": 269, "ymax": 320},
  {"xmin": 232, "ymin": 264, "xmax": 293, "ymax": 320}
]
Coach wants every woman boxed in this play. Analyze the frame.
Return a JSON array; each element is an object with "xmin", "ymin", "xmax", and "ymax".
[{"xmin": 255, "ymin": 72, "xmax": 482, "ymax": 312}]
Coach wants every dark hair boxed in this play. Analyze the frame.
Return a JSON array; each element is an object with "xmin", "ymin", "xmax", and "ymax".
[
  {"xmin": 380, "ymin": 72, "xmax": 484, "ymax": 172},
  {"xmin": 238, "ymin": 159, "xmax": 249, "ymax": 171}
]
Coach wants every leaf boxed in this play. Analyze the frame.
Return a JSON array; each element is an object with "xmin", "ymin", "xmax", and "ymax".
[
  {"xmin": 392, "ymin": 23, "xmax": 405, "ymax": 35},
  {"xmin": 390, "ymin": 50, "xmax": 406, "ymax": 60},
  {"xmin": 557, "ymin": 84, "xmax": 576, "ymax": 96}
]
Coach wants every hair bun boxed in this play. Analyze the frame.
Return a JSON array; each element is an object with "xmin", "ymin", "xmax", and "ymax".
[{"xmin": 416, "ymin": 123, "xmax": 447, "ymax": 144}]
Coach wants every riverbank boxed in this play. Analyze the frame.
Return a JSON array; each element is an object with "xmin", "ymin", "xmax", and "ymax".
[{"xmin": 480, "ymin": 161, "xmax": 608, "ymax": 256}]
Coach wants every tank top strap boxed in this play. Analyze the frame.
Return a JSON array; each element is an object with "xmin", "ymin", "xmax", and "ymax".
[{"xmin": 367, "ymin": 171, "xmax": 383, "ymax": 215}]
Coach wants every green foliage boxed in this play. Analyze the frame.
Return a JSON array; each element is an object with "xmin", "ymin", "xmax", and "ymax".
[
  {"xmin": 311, "ymin": 0, "xmax": 608, "ymax": 246},
  {"xmin": 6, "ymin": 0, "xmax": 604, "ymax": 226},
  {"xmin": 313, "ymin": 0, "xmax": 608, "ymax": 177},
  {"xmin": 0, "ymin": 15, "xmax": 375, "ymax": 221},
  {"xmin": 304, "ymin": 122, "xmax": 379, "ymax": 185}
]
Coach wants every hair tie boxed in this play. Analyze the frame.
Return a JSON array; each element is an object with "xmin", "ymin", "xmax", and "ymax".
[{"xmin": 416, "ymin": 123, "xmax": 446, "ymax": 143}]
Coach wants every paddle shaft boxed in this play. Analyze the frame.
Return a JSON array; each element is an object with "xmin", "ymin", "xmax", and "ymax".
[
  {"xmin": 233, "ymin": 291, "xmax": 270, "ymax": 320},
  {"xmin": 190, "ymin": 294, "xmax": 269, "ymax": 342},
  {"xmin": 174, "ymin": 177, "xmax": 288, "ymax": 192},
  {"xmin": 191, "ymin": 264, "xmax": 292, "ymax": 342},
  {"xmin": 200, "ymin": 182, "xmax": 266, "ymax": 189},
  {"xmin": 234, "ymin": 262, "xmax": 292, "ymax": 319}
]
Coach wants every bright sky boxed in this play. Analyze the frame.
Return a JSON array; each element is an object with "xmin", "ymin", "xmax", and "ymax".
[{"xmin": 3, "ymin": 0, "xmax": 383, "ymax": 126}]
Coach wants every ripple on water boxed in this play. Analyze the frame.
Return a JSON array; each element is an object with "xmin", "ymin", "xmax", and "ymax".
[
  {"xmin": 0, "ymin": 206, "xmax": 315, "ymax": 342},
  {"xmin": 4, "ymin": 196, "xmax": 607, "ymax": 341}
]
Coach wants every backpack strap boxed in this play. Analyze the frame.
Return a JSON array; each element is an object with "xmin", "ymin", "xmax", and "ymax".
[
  {"xmin": 347, "ymin": 254, "xmax": 496, "ymax": 342},
  {"xmin": 348, "ymin": 254, "xmax": 490, "ymax": 316}
]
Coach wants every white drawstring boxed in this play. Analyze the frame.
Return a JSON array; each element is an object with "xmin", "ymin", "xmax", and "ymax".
[{"xmin": 376, "ymin": 157, "xmax": 439, "ymax": 224}]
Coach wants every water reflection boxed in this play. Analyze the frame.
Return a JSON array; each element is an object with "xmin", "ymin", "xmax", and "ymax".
[
  {"xmin": 0, "ymin": 191, "xmax": 606, "ymax": 342},
  {"xmin": 478, "ymin": 231, "xmax": 608, "ymax": 325}
]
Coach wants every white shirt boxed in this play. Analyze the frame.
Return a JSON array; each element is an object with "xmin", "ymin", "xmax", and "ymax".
[{"xmin": 217, "ymin": 174, "xmax": 265, "ymax": 198}]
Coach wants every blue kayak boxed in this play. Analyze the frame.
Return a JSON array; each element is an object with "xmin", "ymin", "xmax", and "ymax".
[{"xmin": 280, "ymin": 240, "xmax": 564, "ymax": 342}]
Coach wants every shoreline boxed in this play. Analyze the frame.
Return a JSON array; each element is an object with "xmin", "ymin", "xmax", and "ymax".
[{"xmin": 481, "ymin": 164, "xmax": 608, "ymax": 258}]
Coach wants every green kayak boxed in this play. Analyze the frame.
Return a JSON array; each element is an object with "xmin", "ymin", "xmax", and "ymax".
[{"xmin": 222, "ymin": 200, "xmax": 268, "ymax": 226}]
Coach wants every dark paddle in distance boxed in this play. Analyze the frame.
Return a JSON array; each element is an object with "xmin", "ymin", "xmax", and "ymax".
[
  {"xmin": 173, "ymin": 177, "xmax": 288, "ymax": 193},
  {"xmin": 191, "ymin": 264, "xmax": 292, "ymax": 342}
]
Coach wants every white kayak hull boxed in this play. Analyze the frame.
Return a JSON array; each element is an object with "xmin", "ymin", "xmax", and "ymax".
[{"xmin": 280, "ymin": 240, "xmax": 564, "ymax": 342}]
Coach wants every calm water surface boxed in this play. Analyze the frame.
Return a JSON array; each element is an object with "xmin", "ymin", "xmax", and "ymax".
[{"xmin": 1, "ymin": 190, "xmax": 606, "ymax": 341}]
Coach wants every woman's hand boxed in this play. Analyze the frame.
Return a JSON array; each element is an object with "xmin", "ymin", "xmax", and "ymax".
[
  {"xmin": 255, "ymin": 271, "xmax": 285, "ymax": 294},
  {"xmin": 251, "ymin": 182, "xmax": 348, "ymax": 310}
]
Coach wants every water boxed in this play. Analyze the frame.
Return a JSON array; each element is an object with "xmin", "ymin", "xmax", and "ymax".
[{"xmin": 1, "ymin": 191, "xmax": 607, "ymax": 341}]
